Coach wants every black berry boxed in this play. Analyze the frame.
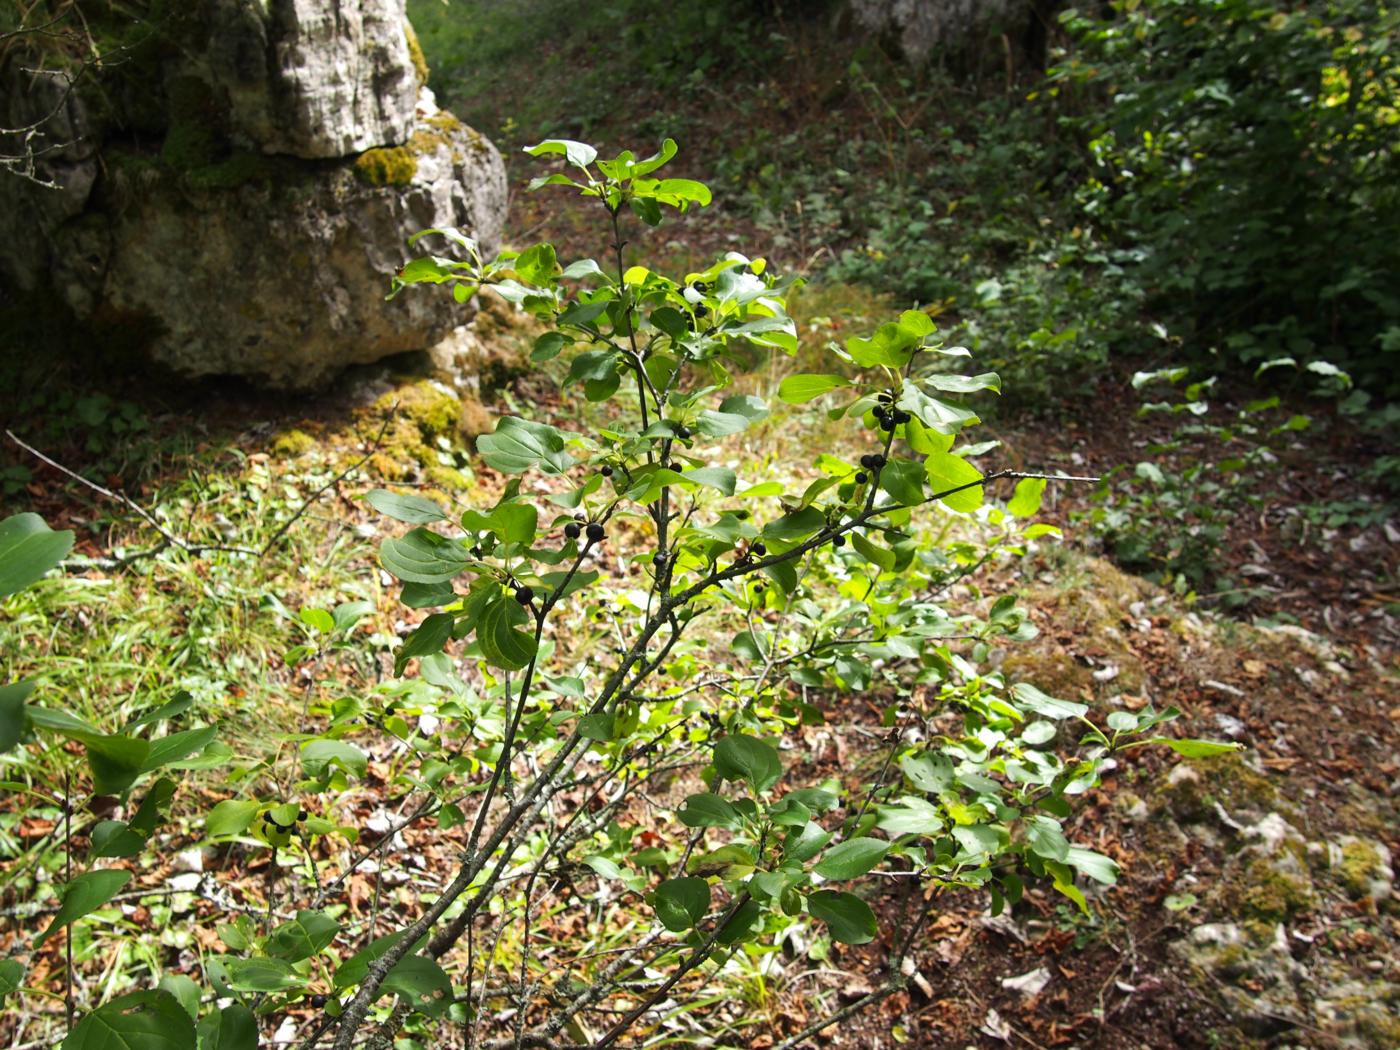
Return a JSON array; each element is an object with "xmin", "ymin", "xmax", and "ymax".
[
  {"xmin": 310, "ymin": 994, "xmax": 328, "ymax": 1008},
  {"xmin": 674, "ymin": 424, "xmax": 692, "ymax": 440},
  {"xmin": 855, "ymin": 472, "xmax": 868, "ymax": 484},
  {"xmin": 859, "ymin": 454, "xmax": 876, "ymax": 469},
  {"xmin": 870, "ymin": 454, "xmax": 887, "ymax": 469},
  {"xmin": 751, "ymin": 541, "xmax": 766, "ymax": 556},
  {"xmin": 832, "ymin": 534, "xmax": 847, "ymax": 548},
  {"xmin": 514, "ymin": 586, "xmax": 535, "ymax": 605},
  {"xmin": 893, "ymin": 409, "xmax": 911, "ymax": 425},
  {"xmin": 692, "ymin": 281, "xmax": 709, "ymax": 293},
  {"xmin": 564, "ymin": 522, "xmax": 582, "ymax": 539},
  {"xmin": 694, "ymin": 304, "xmax": 708, "ymax": 318},
  {"xmin": 653, "ymin": 552, "xmax": 668, "ymax": 567},
  {"xmin": 600, "ymin": 465, "xmax": 614, "ymax": 477},
  {"xmin": 298, "ymin": 809, "xmax": 308, "ymax": 822},
  {"xmin": 879, "ymin": 415, "xmax": 895, "ymax": 432},
  {"xmin": 586, "ymin": 522, "xmax": 605, "ymax": 543}
]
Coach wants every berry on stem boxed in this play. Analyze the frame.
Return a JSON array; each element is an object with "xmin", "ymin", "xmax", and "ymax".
[
  {"xmin": 600, "ymin": 465, "xmax": 614, "ymax": 477},
  {"xmin": 586, "ymin": 522, "xmax": 605, "ymax": 543},
  {"xmin": 564, "ymin": 522, "xmax": 582, "ymax": 540},
  {"xmin": 514, "ymin": 585, "xmax": 535, "ymax": 605},
  {"xmin": 832, "ymin": 534, "xmax": 847, "ymax": 548}
]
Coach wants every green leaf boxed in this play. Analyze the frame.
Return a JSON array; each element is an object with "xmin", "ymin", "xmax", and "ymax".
[
  {"xmin": 713, "ymin": 735, "xmax": 783, "ymax": 793},
  {"xmin": 682, "ymin": 467, "xmax": 737, "ymax": 495},
  {"xmin": 762, "ymin": 507, "xmax": 825, "ymax": 543},
  {"xmin": 401, "ymin": 580, "xmax": 455, "ymax": 608},
  {"xmin": 0, "ymin": 959, "xmax": 24, "ymax": 1002},
  {"xmin": 1024, "ymin": 815, "xmax": 1070, "ymax": 862},
  {"xmin": 364, "ymin": 490, "xmax": 447, "ymax": 525},
  {"xmin": 265, "ymin": 910, "xmax": 340, "ymax": 962},
  {"xmin": 923, "ymin": 453, "xmax": 984, "ymax": 512},
  {"xmin": 900, "ymin": 753, "xmax": 953, "ymax": 792},
  {"xmin": 814, "ymin": 838, "xmax": 889, "ymax": 880},
  {"xmin": 514, "ymin": 242, "xmax": 558, "ymax": 285},
  {"xmin": 301, "ymin": 740, "xmax": 368, "ymax": 781},
  {"xmin": 86, "ymin": 735, "xmax": 150, "ymax": 795},
  {"xmin": 35, "ymin": 869, "xmax": 132, "ymax": 947},
  {"xmin": 923, "ymin": 371, "xmax": 1001, "ymax": 394},
  {"xmin": 778, "ymin": 374, "xmax": 852, "ymax": 403},
  {"xmin": 299, "ymin": 607, "xmax": 334, "ymax": 633},
  {"xmin": 654, "ymin": 178, "xmax": 712, "ymax": 206},
  {"xmin": 333, "ymin": 928, "xmax": 423, "ymax": 990},
  {"xmin": 476, "ymin": 417, "xmax": 574, "ymax": 475},
  {"xmin": 206, "ymin": 800, "xmax": 261, "ymax": 838},
  {"xmin": 1146, "ymin": 737, "xmax": 1242, "ymax": 758},
  {"xmin": 785, "ymin": 820, "xmax": 833, "ymax": 862},
  {"xmin": 384, "ymin": 955, "xmax": 453, "ymax": 1018},
  {"xmin": 89, "ymin": 820, "xmax": 146, "ymax": 859},
  {"xmin": 1011, "ymin": 683, "xmax": 1088, "ymax": 720},
  {"xmin": 0, "ymin": 512, "xmax": 74, "ymax": 599},
  {"xmin": 196, "ymin": 1005, "xmax": 257, "ymax": 1050},
  {"xmin": 477, "ymin": 595, "xmax": 537, "ymax": 671},
  {"xmin": 157, "ymin": 974, "xmax": 200, "ymax": 1021},
  {"xmin": 952, "ymin": 824, "xmax": 1008, "ymax": 861},
  {"xmin": 1066, "ymin": 846, "xmax": 1120, "ymax": 885},
  {"xmin": 62, "ymin": 990, "xmax": 195, "ymax": 1050},
  {"xmin": 879, "ymin": 458, "xmax": 925, "ymax": 506},
  {"xmin": 875, "ymin": 796, "xmax": 945, "ymax": 838},
  {"xmin": 650, "ymin": 877, "xmax": 710, "ymax": 932},
  {"xmin": 524, "ymin": 138, "xmax": 597, "ymax": 167},
  {"xmin": 395, "ymin": 613, "xmax": 455, "ymax": 676},
  {"xmin": 716, "ymin": 899, "xmax": 763, "ymax": 945},
  {"xmin": 0, "ymin": 679, "xmax": 34, "ymax": 752},
  {"xmin": 142, "ymin": 727, "xmax": 216, "ymax": 772},
  {"xmin": 219, "ymin": 957, "xmax": 302, "ymax": 993},
  {"xmin": 1007, "ymin": 477, "xmax": 1047, "ymax": 517},
  {"xmin": 808, "ymin": 890, "xmax": 877, "ymax": 945},
  {"xmin": 677, "ymin": 793, "xmax": 742, "ymax": 830},
  {"xmin": 380, "ymin": 528, "xmax": 469, "ymax": 584}
]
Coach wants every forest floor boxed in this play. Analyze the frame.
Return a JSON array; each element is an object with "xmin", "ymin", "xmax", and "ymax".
[
  {"xmin": 2, "ymin": 286, "xmax": 1396, "ymax": 1048},
  {"xmin": 3, "ymin": 3, "xmax": 1399, "ymax": 1046}
]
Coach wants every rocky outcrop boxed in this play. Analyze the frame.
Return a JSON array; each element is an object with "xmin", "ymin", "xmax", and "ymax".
[
  {"xmin": 847, "ymin": 0, "xmax": 1046, "ymax": 66},
  {"xmin": 198, "ymin": 0, "xmax": 420, "ymax": 159},
  {"xmin": 0, "ymin": 0, "xmax": 506, "ymax": 389}
]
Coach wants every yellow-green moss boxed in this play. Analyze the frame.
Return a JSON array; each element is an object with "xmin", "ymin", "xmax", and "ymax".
[
  {"xmin": 367, "ymin": 452, "xmax": 409, "ymax": 481},
  {"xmin": 1153, "ymin": 752, "xmax": 1278, "ymax": 824},
  {"xmin": 353, "ymin": 146, "xmax": 418, "ymax": 187},
  {"xmin": 1224, "ymin": 856, "xmax": 1314, "ymax": 923},
  {"xmin": 404, "ymin": 20, "xmax": 430, "ymax": 86},
  {"xmin": 425, "ymin": 465, "xmax": 471, "ymax": 491},
  {"xmin": 395, "ymin": 382, "xmax": 463, "ymax": 440},
  {"xmin": 272, "ymin": 429, "xmax": 317, "ymax": 459},
  {"xmin": 1338, "ymin": 839, "xmax": 1384, "ymax": 899}
]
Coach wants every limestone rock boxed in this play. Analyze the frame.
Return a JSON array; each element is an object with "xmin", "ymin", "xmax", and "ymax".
[
  {"xmin": 83, "ymin": 97, "xmax": 506, "ymax": 388},
  {"xmin": 0, "ymin": 61, "xmax": 100, "ymax": 291},
  {"xmin": 848, "ymin": 0, "xmax": 1029, "ymax": 65},
  {"xmin": 196, "ymin": 0, "xmax": 420, "ymax": 159}
]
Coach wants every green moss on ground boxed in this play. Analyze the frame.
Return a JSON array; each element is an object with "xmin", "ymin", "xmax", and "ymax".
[{"xmin": 272, "ymin": 429, "xmax": 317, "ymax": 459}]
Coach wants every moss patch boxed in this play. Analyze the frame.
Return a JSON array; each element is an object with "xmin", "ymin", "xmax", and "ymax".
[
  {"xmin": 1338, "ymin": 839, "xmax": 1385, "ymax": 900},
  {"xmin": 1153, "ymin": 752, "xmax": 1279, "ymax": 825},
  {"xmin": 272, "ymin": 429, "xmax": 317, "ymax": 459},
  {"xmin": 404, "ymin": 20, "xmax": 431, "ymax": 87},
  {"xmin": 1226, "ymin": 855, "xmax": 1315, "ymax": 923},
  {"xmin": 354, "ymin": 146, "xmax": 418, "ymax": 187}
]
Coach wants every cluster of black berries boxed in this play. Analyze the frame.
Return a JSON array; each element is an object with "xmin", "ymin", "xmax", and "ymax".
[
  {"xmin": 263, "ymin": 809, "xmax": 308, "ymax": 834},
  {"xmin": 859, "ymin": 452, "xmax": 888, "ymax": 473},
  {"xmin": 563, "ymin": 511, "xmax": 607, "ymax": 546},
  {"xmin": 873, "ymin": 403, "xmax": 911, "ymax": 432}
]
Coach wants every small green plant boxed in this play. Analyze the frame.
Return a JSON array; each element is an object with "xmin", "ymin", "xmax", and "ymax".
[{"xmin": 2, "ymin": 141, "xmax": 1234, "ymax": 1050}]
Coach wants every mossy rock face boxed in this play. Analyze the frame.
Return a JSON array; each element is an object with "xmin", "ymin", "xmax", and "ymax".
[
  {"xmin": 1224, "ymin": 854, "xmax": 1315, "ymax": 923},
  {"xmin": 353, "ymin": 146, "xmax": 419, "ymax": 187},
  {"xmin": 404, "ymin": 20, "xmax": 430, "ymax": 87},
  {"xmin": 1334, "ymin": 836, "xmax": 1394, "ymax": 902},
  {"xmin": 1152, "ymin": 752, "xmax": 1279, "ymax": 825}
]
